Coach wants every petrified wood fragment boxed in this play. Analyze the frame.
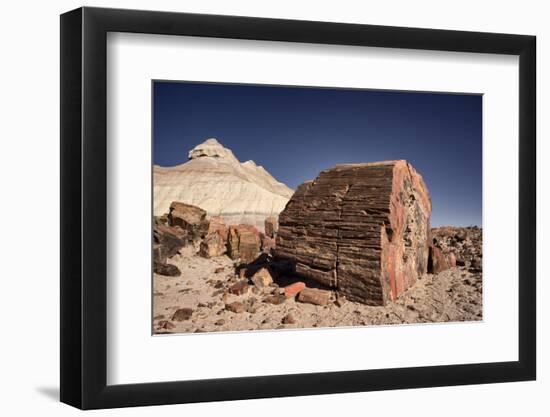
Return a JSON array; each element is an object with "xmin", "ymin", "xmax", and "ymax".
[
  {"xmin": 274, "ymin": 160, "xmax": 432, "ymax": 306},
  {"xmin": 227, "ymin": 224, "xmax": 262, "ymax": 264}
]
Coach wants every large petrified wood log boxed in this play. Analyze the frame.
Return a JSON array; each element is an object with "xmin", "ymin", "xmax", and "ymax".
[{"xmin": 273, "ymin": 160, "xmax": 432, "ymax": 306}]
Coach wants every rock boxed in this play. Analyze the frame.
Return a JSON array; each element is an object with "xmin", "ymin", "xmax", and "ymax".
[
  {"xmin": 153, "ymin": 244, "xmax": 166, "ymax": 265},
  {"xmin": 264, "ymin": 216, "xmax": 279, "ymax": 238},
  {"xmin": 283, "ymin": 282, "xmax": 306, "ymax": 298},
  {"xmin": 274, "ymin": 160, "xmax": 432, "ymax": 306},
  {"xmin": 260, "ymin": 234, "xmax": 276, "ymax": 253},
  {"xmin": 172, "ymin": 308, "xmax": 193, "ymax": 321},
  {"xmin": 431, "ymin": 226, "xmax": 482, "ymax": 268},
  {"xmin": 154, "ymin": 262, "xmax": 181, "ymax": 277},
  {"xmin": 428, "ymin": 245, "xmax": 450, "ymax": 274},
  {"xmin": 208, "ymin": 216, "xmax": 229, "ymax": 241},
  {"xmin": 228, "ymin": 280, "xmax": 249, "ymax": 296},
  {"xmin": 153, "ymin": 218, "xmax": 186, "ymax": 258},
  {"xmin": 153, "ymin": 138, "xmax": 294, "ymax": 229},
  {"xmin": 158, "ymin": 320, "xmax": 176, "ymax": 330},
  {"xmin": 225, "ymin": 302, "xmax": 246, "ymax": 313},
  {"xmin": 263, "ymin": 294, "xmax": 287, "ymax": 305},
  {"xmin": 282, "ymin": 314, "xmax": 296, "ymax": 324},
  {"xmin": 335, "ymin": 294, "xmax": 347, "ymax": 307},
  {"xmin": 470, "ymin": 257, "xmax": 482, "ymax": 272},
  {"xmin": 297, "ymin": 288, "xmax": 332, "ymax": 306},
  {"xmin": 214, "ymin": 267, "xmax": 225, "ymax": 274},
  {"xmin": 215, "ymin": 319, "xmax": 226, "ymax": 326},
  {"xmin": 446, "ymin": 252, "xmax": 457, "ymax": 268},
  {"xmin": 227, "ymin": 224, "xmax": 261, "ymax": 264},
  {"xmin": 168, "ymin": 201, "xmax": 209, "ymax": 243},
  {"xmin": 199, "ymin": 232, "xmax": 227, "ymax": 258},
  {"xmin": 251, "ymin": 268, "xmax": 274, "ymax": 288}
]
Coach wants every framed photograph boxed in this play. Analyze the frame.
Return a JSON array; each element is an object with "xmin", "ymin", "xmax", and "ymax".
[{"xmin": 60, "ymin": 6, "xmax": 536, "ymax": 409}]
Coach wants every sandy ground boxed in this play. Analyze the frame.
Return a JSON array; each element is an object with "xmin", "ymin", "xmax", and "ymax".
[{"xmin": 152, "ymin": 248, "xmax": 482, "ymax": 334}]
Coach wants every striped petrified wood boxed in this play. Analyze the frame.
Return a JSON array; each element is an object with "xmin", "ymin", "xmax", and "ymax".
[{"xmin": 274, "ymin": 160, "xmax": 432, "ymax": 306}]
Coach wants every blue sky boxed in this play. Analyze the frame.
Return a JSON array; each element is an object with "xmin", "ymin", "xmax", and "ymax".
[{"xmin": 153, "ymin": 81, "xmax": 482, "ymax": 227}]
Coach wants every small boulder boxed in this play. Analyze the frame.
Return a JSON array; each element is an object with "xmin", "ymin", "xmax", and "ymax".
[
  {"xmin": 208, "ymin": 216, "xmax": 229, "ymax": 241},
  {"xmin": 153, "ymin": 219, "xmax": 186, "ymax": 258},
  {"xmin": 263, "ymin": 294, "xmax": 286, "ymax": 305},
  {"xmin": 260, "ymin": 234, "xmax": 276, "ymax": 253},
  {"xmin": 284, "ymin": 282, "xmax": 306, "ymax": 298},
  {"xmin": 154, "ymin": 262, "xmax": 181, "ymax": 277},
  {"xmin": 153, "ymin": 243, "xmax": 166, "ymax": 265},
  {"xmin": 172, "ymin": 308, "xmax": 193, "ymax": 321},
  {"xmin": 228, "ymin": 280, "xmax": 249, "ymax": 296},
  {"xmin": 445, "ymin": 252, "xmax": 457, "ymax": 268},
  {"xmin": 251, "ymin": 268, "xmax": 274, "ymax": 289},
  {"xmin": 282, "ymin": 313, "xmax": 296, "ymax": 324},
  {"xmin": 227, "ymin": 224, "xmax": 261, "ymax": 264},
  {"xmin": 199, "ymin": 232, "xmax": 227, "ymax": 258},
  {"xmin": 225, "ymin": 302, "xmax": 246, "ymax": 313},
  {"xmin": 264, "ymin": 216, "xmax": 278, "ymax": 238},
  {"xmin": 428, "ymin": 245, "xmax": 450, "ymax": 274},
  {"xmin": 297, "ymin": 288, "xmax": 331, "ymax": 306},
  {"xmin": 168, "ymin": 201, "xmax": 209, "ymax": 243},
  {"xmin": 157, "ymin": 320, "xmax": 176, "ymax": 330}
]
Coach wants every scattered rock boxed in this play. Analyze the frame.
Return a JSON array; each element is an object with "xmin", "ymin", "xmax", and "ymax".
[
  {"xmin": 214, "ymin": 267, "xmax": 225, "ymax": 274},
  {"xmin": 274, "ymin": 161, "xmax": 431, "ymax": 306},
  {"xmin": 153, "ymin": 244, "xmax": 166, "ymax": 265},
  {"xmin": 199, "ymin": 232, "xmax": 227, "ymax": 258},
  {"xmin": 284, "ymin": 282, "xmax": 306, "ymax": 298},
  {"xmin": 470, "ymin": 257, "xmax": 482, "ymax": 272},
  {"xmin": 154, "ymin": 262, "xmax": 181, "ymax": 277},
  {"xmin": 282, "ymin": 314, "xmax": 296, "ymax": 324},
  {"xmin": 225, "ymin": 302, "xmax": 246, "ymax": 313},
  {"xmin": 172, "ymin": 308, "xmax": 193, "ymax": 321},
  {"xmin": 227, "ymin": 224, "xmax": 262, "ymax": 264},
  {"xmin": 446, "ymin": 252, "xmax": 457, "ymax": 268},
  {"xmin": 260, "ymin": 233, "xmax": 276, "ymax": 253},
  {"xmin": 263, "ymin": 294, "xmax": 287, "ymax": 305},
  {"xmin": 335, "ymin": 294, "xmax": 347, "ymax": 307},
  {"xmin": 264, "ymin": 216, "xmax": 279, "ymax": 238},
  {"xmin": 158, "ymin": 320, "xmax": 176, "ymax": 330},
  {"xmin": 153, "ymin": 218, "xmax": 186, "ymax": 257},
  {"xmin": 297, "ymin": 288, "xmax": 332, "ymax": 306},
  {"xmin": 428, "ymin": 245, "xmax": 450, "ymax": 274},
  {"xmin": 168, "ymin": 201, "xmax": 209, "ymax": 243},
  {"xmin": 228, "ymin": 280, "xmax": 249, "ymax": 296},
  {"xmin": 215, "ymin": 319, "xmax": 226, "ymax": 326},
  {"xmin": 251, "ymin": 267, "xmax": 274, "ymax": 289},
  {"xmin": 208, "ymin": 216, "xmax": 229, "ymax": 241}
]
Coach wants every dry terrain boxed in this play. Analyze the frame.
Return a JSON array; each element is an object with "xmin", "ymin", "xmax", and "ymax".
[{"xmin": 153, "ymin": 245, "xmax": 482, "ymax": 334}]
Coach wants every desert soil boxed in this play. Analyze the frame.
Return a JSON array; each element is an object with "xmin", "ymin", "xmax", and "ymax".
[{"xmin": 153, "ymin": 248, "xmax": 482, "ymax": 334}]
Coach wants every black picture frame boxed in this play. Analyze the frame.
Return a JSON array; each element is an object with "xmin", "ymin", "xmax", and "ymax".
[{"xmin": 60, "ymin": 6, "xmax": 536, "ymax": 410}]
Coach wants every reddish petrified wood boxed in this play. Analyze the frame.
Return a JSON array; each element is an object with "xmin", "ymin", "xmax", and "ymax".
[
  {"xmin": 227, "ymin": 224, "xmax": 261, "ymax": 264},
  {"xmin": 274, "ymin": 160, "xmax": 432, "ymax": 306}
]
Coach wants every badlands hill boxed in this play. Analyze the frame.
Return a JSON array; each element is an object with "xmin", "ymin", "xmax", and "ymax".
[{"xmin": 153, "ymin": 138, "xmax": 294, "ymax": 228}]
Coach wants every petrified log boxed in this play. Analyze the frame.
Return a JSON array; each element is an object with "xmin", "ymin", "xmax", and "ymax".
[
  {"xmin": 227, "ymin": 224, "xmax": 262, "ymax": 264},
  {"xmin": 168, "ymin": 201, "xmax": 209, "ymax": 243},
  {"xmin": 199, "ymin": 232, "xmax": 227, "ymax": 258},
  {"xmin": 274, "ymin": 160, "xmax": 432, "ymax": 306},
  {"xmin": 427, "ymin": 245, "xmax": 450, "ymax": 274},
  {"xmin": 208, "ymin": 216, "xmax": 229, "ymax": 241},
  {"xmin": 264, "ymin": 216, "xmax": 279, "ymax": 238}
]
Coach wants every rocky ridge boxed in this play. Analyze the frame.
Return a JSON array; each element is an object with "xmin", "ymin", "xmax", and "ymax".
[{"xmin": 153, "ymin": 138, "xmax": 294, "ymax": 230}]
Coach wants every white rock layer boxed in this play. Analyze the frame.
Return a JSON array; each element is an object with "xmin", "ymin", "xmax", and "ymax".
[{"xmin": 154, "ymin": 138, "xmax": 294, "ymax": 229}]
